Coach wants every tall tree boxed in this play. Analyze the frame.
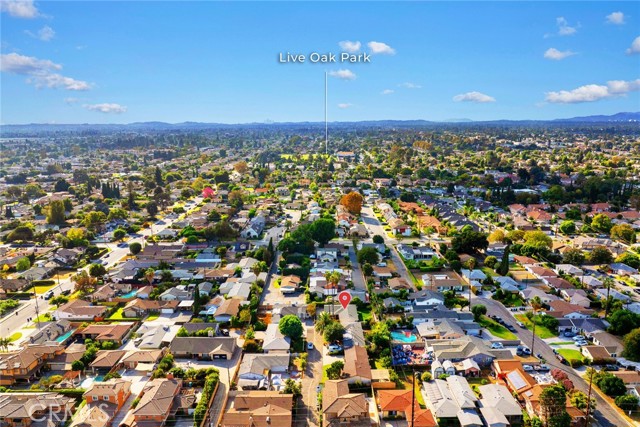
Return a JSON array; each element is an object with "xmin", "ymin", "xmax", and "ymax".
[{"xmin": 47, "ymin": 200, "xmax": 66, "ymax": 225}]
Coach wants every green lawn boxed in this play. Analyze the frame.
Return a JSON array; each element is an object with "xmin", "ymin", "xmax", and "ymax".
[
  {"xmin": 358, "ymin": 307, "xmax": 372, "ymax": 322},
  {"xmin": 478, "ymin": 316, "xmax": 518, "ymax": 340},
  {"xmin": 557, "ymin": 349, "xmax": 584, "ymax": 363},
  {"xmin": 33, "ymin": 313, "xmax": 52, "ymax": 323},
  {"xmin": 501, "ymin": 294, "xmax": 524, "ymax": 307},
  {"xmin": 550, "ymin": 341, "xmax": 575, "ymax": 346},
  {"xmin": 515, "ymin": 314, "xmax": 558, "ymax": 339},
  {"xmin": 8, "ymin": 332, "xmax": 22, "ymax": 342},
  {"xmin": 146, "ymin": 314, "xmax": 160, "ymax": 321},
  {"xmin": 32, "ymin": 284, "xmax": 56, "ymax": 294}
]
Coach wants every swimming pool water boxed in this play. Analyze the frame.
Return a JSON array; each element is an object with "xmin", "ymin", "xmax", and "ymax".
[
  {"xmin": 391, "ymin": 331, "xmax": 417, "ymax": 343},
  {"xmin": 121, "ymin": 290, "xmax": 138, "ymax": 298}
]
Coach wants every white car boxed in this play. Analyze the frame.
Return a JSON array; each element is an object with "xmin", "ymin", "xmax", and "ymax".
[
  {"xmin": 491, "ymin": 342, "xmax": 504, "ymax": 349},
  {"xmin": 307, "ymin": 342, "xmax": 314, "ymax": 350},
  {"xmin": 327, "ymin": 344, "xmax": 342, "ymax": 353}
]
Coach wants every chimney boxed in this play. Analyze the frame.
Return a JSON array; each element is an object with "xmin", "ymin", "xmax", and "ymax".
[{"xmin": 166, "ymin": 372, "xmax": 174, "ymax": 380}]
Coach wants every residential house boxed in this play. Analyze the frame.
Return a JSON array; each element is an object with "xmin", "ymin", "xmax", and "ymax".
[
  {"xmin": 377, "ymin": 389, "xmax": 437, "ymax": 427},
  {"xmin": 0, "ymin": 392, "xmax": 75, "ymax": 427},
  {"xmin": 237, "ymin": 354, "xmax": 290, "ymax": 390},
  {"xmin": 84, "ymin": 378, "xmax": 132, "ymax": 417},
  {"xmin": 53, "ymin": 299, "xmax": 107, "ymax": 321},
  {"xmin": 322, "ymin": 379, "xmax": 370, "ymax": 427},
  {"xmin": 127, "ymin": 378, "xmax": 182, "ymax": 427},
  {"xmin": 343, "ymin": 346, "xmax": 372, "ymax": 385},
  {"xmin": 0, "ymin": 344, "xmax": 65, "ymax": 385},
  {"xmin": 478, "ymin": 383, "xmax": 523, "ymax": 426},
  {"xmin": 262, "ymin": 324, "xmax": 290, "ymax": 354},
  {"xmin": 169, "ymin": 337, "xmax": 237, "ymax": 360},
  {"xmin": 76, "ymin": 323, "xmax": 134, "ymax": 345},
  {"xmin": 213, "ymin": 298, "xmax": 243, "ymax": 322},
  {"xmin": 220, "ymin": 391, "xmax": 293, "ymax": 427}
]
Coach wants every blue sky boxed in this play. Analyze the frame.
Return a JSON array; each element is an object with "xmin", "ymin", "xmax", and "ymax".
[{"xmin": 1, "ymin": 1, "xmax": 639, "ymax": 124}]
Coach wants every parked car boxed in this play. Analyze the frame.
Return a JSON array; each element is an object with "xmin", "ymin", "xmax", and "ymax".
[
  {"xmin": 307, "ymin": 342, "xmax": 314, "ymax": 350},
  {"xmin": 507, "ymin": 325, "xmax": 517, "ymax": 332},
  {"xmin": 43, "ymin": 290, "xmax": 54, "ymax": 300},
  {"xmin": 328, "ymin": 344, "xmax": 342, "ymax": 353},
  {"xmin": 523, "ymin": 365, "xmax": 534, "ymax": 372},
  {"xmin": 60, "ymin": 289, "xmax": 71, "ymax": 296},
  {"xmin": 563, "ymin": 331, "xmax": 576, "ymax": 337},
  {"xmin": 604, "ymin": 364, "xmax": 619, "ymax": 371},
  {"xmin": 491, "ymin": 342, "xmax": 504, "ymax": 349},
  {"xmin": 517, "ymin": 321, "xmax": 525, "ymax": 328}
]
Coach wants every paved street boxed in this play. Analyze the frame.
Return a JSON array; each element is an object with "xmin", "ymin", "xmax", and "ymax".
[
  {"xmin": 477, "ymin": 297, "xmax": 627, "ymax": 427},
  {"xmin": 295, "ymin": 326, "xmax": 322, "ymax": 427}
]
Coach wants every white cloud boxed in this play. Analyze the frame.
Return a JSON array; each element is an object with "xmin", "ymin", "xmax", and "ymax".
[
  {"xmin": 399, "ymin": 82, "xmax": 421, "ymax": 89},
  {"xmin": 0, "ymin": 0, "xmax": 39, "ymax": 18},
  {"xmin": 544, "ymin": 48, "xmax": 576, "ymax": 60},
  {"xmin": 338, "ymin": 40, "xmax": 361, "ymax": 53},
  {"xmin": 328, "ymin": 69, "xmax": 356, "ymax": 80},
  {"xmin": 26, "ymin": 25, "xmax": 55, "ymax": 41},
  {"xmin": 367, "ymin": 41, "xmax": 395, "ymax": 55},
  {"xmin": 606, "ymin": 11, "xmax": 625, "ymax": 25},
  {"xmin": 64, "ymin": 97, "xmax": 79, "ymax": 105},
  {"xmin": 556, "ymin": 17, "xmax": 578, "ymax": 36},
  {"xmin": 0, "ymin": 52, "xmax": 60, "ymax": 74},
  {"xmin": 453, "ymin": 91, "xmax": 496, "ymax": 103},
  {"xmin": 545, "ymin": 79, "xmax": 640, "ymax": 103},
  {"xmin": 0, "ymin": 52, "xmax": 92, "ymax": 91},
  {"xmin": 337, "ymin": 103, "xmax": 352, "ymax": 109},
  {"xmin": 84, "ymin": 103, "xmax": 127, "ymax": 114},
  {"xmin": 381, "ymin": 89, "xmax": 394, "ymax": 95},
  {"xmin": 626, "ymin": 36, "xmax": 640, "ymax": 55}
]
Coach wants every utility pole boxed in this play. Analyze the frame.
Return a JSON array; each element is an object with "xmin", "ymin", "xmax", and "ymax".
[
  {"xmin": 585, "ymin": 368, "xmax": 594, "ymax": 427},
  {"xmin": 411, "ymin": 370, "xmax": 417, "ymax": 426},
  {"xmin": 33, "ymin": 282, "xmax": 41, "ymax": 329}
]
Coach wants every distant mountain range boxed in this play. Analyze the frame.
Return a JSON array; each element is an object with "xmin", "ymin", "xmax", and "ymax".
[
  {"xmin": 1, "ymin": 112, "xmax": 638, "ymax": 134},
  {"xmin": 554, "ymin": 112, "xmax": 640, "ymax": 123}
]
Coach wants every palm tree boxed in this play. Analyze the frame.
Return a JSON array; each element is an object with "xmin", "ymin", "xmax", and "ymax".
[
  {"xmin": 530, "ymin": 296, "xmax": 543, "ymax": 357},
  {"xmin": 0, "ymin": 337, "xmax": 11, "ymax": 352},
  {"xmin": 144, "ymin": 268, "xmax": 155, "ymax": 287},
  {"xmin": 603, "ymin": 278, "xmax": 614, "ymax": 318},
  {"xmin": 315, "ymin": 312, "xmax": 333, "ymax": 334}
]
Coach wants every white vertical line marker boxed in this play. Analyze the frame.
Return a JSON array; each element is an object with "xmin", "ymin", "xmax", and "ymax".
[{"xmin": 325, "ymin": 71, "xmax": 328, "ymax": 155}]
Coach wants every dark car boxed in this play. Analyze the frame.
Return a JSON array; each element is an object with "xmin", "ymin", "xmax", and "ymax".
[
  {"xmin": 604, "ymin": 364, "xmax": 619, "ymax": 371},
  {"xmin": 61, "ymin": 289, "xmax": 71, "ymax": 296}
]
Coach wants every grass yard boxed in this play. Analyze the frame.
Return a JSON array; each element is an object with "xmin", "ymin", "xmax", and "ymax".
[
  {"xmin": 550, "ymin": 341, "xmax": 575, "ymax": 346},
  {"xmin": 478, "ymin": 316, "xmax": 518, "ymax": 340},
  {"xmin": 514, "ymin": 314, "xmax": 558, "ymax": 339},
  {"xmin": 501, "ymin": 294, "xmax": 524, "ymax": 307},
  {"xmin": 8, "ymin": 332, "xmax": 22, "ymax": 342},
  {"xmin": 33, "ymin": 313, "xmax": 52, "ymax": 323},
  {"xmin": 358, "ymin": 307, "xmax": 372, "ymax": 322},
  {"xmin": 557, "ymin": 349, "xmax": 584, "ymax": 363},
  {"xmin": 32, "ymin": 284, "xmax": 56, "ymax": 294},
  {"xmin": 146, "ymin": 314, "xmax": 160, "ymax": 321}
]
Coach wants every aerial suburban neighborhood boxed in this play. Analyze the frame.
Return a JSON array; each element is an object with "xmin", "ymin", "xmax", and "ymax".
[{"xmin": 0, "ymin": 119, "xmax": 639, "ymax": 427}]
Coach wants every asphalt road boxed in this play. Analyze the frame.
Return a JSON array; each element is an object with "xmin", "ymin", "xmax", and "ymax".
[
  {"xmin": 296, "ymin": 325, "xmax": 322, "ymax": 427},
  {"xmin": 477, "ymin": 296, "xmax": 628, "ymax": 427},
  {"xmin": 360, "ymin": 205, "xmax": 416, "ymax": 289}
]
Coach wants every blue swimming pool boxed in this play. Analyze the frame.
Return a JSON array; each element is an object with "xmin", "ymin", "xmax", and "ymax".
[
  {"xmin": 55, "ymin": 329, "xmax": 76, "ymax": 343},
  {"xmin": 121, "ymin": 290, "xmax": 138, "ymax": 298},
  {"xmin": 391, "ymin": 331, "xmax": 417, "ymax": 343}
]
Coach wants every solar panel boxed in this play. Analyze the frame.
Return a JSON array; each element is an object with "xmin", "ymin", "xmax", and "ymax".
[{"xmin": 507, "ymin": 370, "xmax": 527, "ymax": 390}]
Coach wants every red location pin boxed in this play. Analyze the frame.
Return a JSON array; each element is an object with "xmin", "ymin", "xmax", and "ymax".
[{"xmin": 338, "ymin": 291, "xmax": 352, "ymax": 309}]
